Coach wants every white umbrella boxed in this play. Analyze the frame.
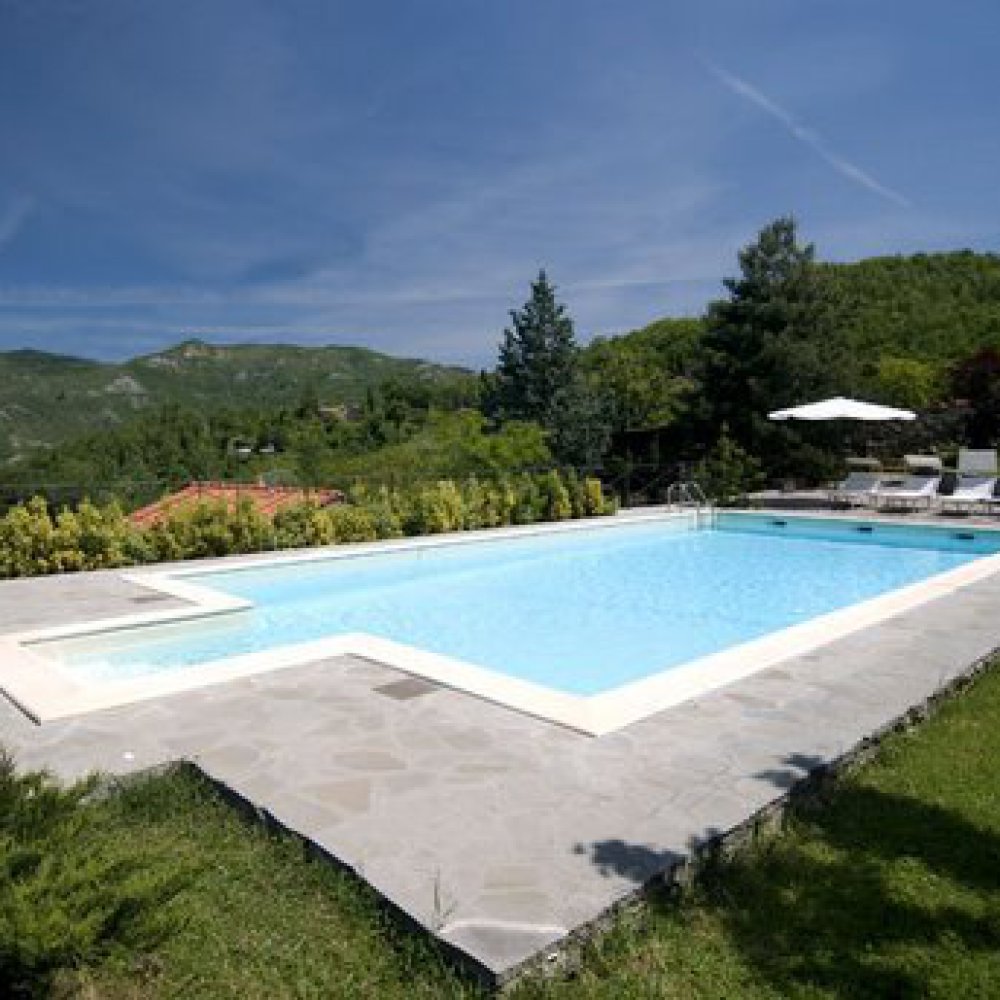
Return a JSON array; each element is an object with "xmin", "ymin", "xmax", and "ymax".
[{"xmin": 768, "ymin": 396, "xmax": 916, "ymax": 422}]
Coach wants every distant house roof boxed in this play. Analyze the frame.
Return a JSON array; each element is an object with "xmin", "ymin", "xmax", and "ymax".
[
  {"xmin": 130, "ymin": 481, "xmax": 343, "ymax": 527},
  {"xmin": 318, "ymin": 403, "xmax": 362, "ymax": 422}
]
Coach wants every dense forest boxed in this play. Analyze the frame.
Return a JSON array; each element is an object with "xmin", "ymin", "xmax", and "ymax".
[
  {"xmin": 0, "ymin": 341, "xmax": 474, "ymax": 465},
  {"xmin": 3, "ymin": 219, "xmax": 999, "ymax": 509}
]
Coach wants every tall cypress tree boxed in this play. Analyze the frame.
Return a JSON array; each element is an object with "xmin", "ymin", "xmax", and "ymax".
[{"xmin": 494, "ymin": 270, "xmax": 578, "ymax": 428}]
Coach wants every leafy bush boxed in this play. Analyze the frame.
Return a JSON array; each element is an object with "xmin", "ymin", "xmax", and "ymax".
[
  {"xmin": 537, "ymin": 470, "xmax": 573, "ymax": 521},
  {"xmin": 0, "ymin": 471, "xmax": 614, "ymax": 579},
  {"xmin": 584, "ymin": 476, "xmax": 618, "ymax": 515},
  {"xmin": 0, "ymin": 497, "xmax": 57, "ymax": 576},
  {"xmin": 0, "ymin": 497, "xmax": 142, "ymax": 577},
  {"xmin": 457, "ymin": 477, "xmax": 490, "ymax": 530},
  {"xmin": 510, "ymin": 473, "xmax": 542, "ymax": 525},
  {"xmin": 365, "ymin": 486, "xmax": 405, "ymax": 540},
  {"xmin": 272, "ymin": 502, "xmax": 335, "ymax": 549},
  {"xmin": 147, "ymin": 499, "xmax": 273, "ymax": 561},
  {"xmin": 562, "ymin": 468, "xmax": 589, "ymax": 518},
  {"xmin": 328, "ymin": 505, "xmax": 378, "ymax": 543}
]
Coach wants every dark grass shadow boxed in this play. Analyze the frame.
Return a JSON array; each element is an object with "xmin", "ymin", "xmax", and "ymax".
[
  {"xmin": 749, "ymin": 752, "xmax": 1000, "ymax": 896},
  {"xmin": 576, "ymin": 755, "xmax": 1000, "ymax": 998}
]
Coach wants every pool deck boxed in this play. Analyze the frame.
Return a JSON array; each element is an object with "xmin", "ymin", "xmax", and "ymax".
[{"xmin": 2, "ymin": 510, "xmax": 1000, "ymax": 985}]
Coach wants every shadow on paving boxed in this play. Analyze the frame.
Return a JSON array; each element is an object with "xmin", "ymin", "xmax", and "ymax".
[
  {"xmin": 577, "ymin": 754, "xmax": 1000, "ymax": 998},
  {"xmin": 572, "ymin": 838, "xmax": 684, "ymax": 883}
]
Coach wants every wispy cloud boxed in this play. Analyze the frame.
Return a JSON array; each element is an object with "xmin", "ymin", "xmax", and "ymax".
[
  {"xmin": 704, "ymin": 59, "xmax": 911, "ymax": 209},
  {"xmin": 0, "ymin": 194, "xmax": 35, "ymax": 251}
]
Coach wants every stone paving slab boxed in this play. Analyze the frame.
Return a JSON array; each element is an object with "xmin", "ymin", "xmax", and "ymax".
[
  {"xmin": 1, "ymin": 546, "xmax": 1000, "ymax": 982},
  {"xmin": 0, "ymin": 569, "xmax": 189, "ymax": 632}
]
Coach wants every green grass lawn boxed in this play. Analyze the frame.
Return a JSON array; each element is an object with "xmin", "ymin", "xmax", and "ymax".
[{"xmin": 4, "ymin": 664, "xmax": 1000, "ymax": 998}]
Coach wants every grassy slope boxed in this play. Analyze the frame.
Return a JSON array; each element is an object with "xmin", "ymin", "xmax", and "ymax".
[
  {"xmin": 5, "ymin": 662, "xmax": 998, "ymax": 998},
  {"xmin": 0, "ymin": 340, "xmax": 472, "ymax": 464}
]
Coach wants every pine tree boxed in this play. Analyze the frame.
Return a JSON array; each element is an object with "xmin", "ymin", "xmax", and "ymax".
[
  {"xmin": 494, "ymin": 270, "xmax": 578, "ymax": 428},
  {"xmin": 700, "ymin": 217, "xmax": 840, "ymax": 474}
]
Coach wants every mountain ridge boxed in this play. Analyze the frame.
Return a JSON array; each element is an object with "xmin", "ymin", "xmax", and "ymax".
[{"xmin": 0, "ymin": 339, "xmax": 474, "ymax": 464}]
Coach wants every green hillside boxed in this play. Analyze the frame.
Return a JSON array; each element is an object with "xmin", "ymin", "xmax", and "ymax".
[
  {"xmin": 0, "ymin": 340, "xmax": 473, "ymax": 465},
  {"xmin": 578, "ymin": 250, "xmax": 1000, "ymax": 422},
  {"xmin": 3, "ymin": 247, "xmax": 999, "ymax": 486},
  {"xmin": 819, "ymin": 251, "xmax": 1000, "ymax": 365}
]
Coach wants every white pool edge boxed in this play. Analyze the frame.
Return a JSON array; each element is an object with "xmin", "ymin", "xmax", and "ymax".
[{"xmin": 4, "ymin": 509, "xmax": 1000, "ymax": 736}]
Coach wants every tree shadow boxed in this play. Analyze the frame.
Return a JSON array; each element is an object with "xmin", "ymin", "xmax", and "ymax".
[
  {"xmin": 752, "ymin": 751, "xmax": 828, "ymax": 790},
  {"xmin": 576, "ymin": 753, "xmax": 1000, "ymax": 997},
  {"xmin": 572, "ymin": 838, "xmax": 684, "ymax": 884}
]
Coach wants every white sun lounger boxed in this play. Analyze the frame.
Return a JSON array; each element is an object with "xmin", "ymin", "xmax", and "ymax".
[
  {"xmin": 957, "ymin": 448, "xmax": 997, "ymax": 476},
  {"xmin": 941, "ymin": 449, "xmax": 999, "ymax": 514},
  {"xmin": 876, "ymin": 456, "xmax": 943, "ymax": 512},
  {"xmin": 877, "ymin": 474, "xmax": 941, "ymax": 511},
  {"xmin": 940, "ymin": 475, "xmax": 997, "ymax": 513},
  {"xmin": 830, "ymin": 471, "xmax": 882, "ymax": 508}
]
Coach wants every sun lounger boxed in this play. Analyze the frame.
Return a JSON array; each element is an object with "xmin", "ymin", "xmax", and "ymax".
[
  {"xmin": 876, "ymin": 455, "xmax": 942, "ymax": 511},
  {"xmin": 877, "ymin": 474, "xmax": 941, "ymax": 511},
  {"xmin": 940, "ymin": 449, "xmax": 999, "ymax": 514},
  {"xmin": 957, "ymin": 448, "xmax": 997, "ymax": 476},
  {"xmin": 830, "ymin": 470, "xmax": 882, "ymax": 508},
  {"xmin": 940, "ymin": 475, "xmax": 997, "ymax": 514}
]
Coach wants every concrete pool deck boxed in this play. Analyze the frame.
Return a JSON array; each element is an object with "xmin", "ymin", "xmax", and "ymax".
[{"xmin": 1, "ymin": 511, "xmax": 1000, "ymax": 985}]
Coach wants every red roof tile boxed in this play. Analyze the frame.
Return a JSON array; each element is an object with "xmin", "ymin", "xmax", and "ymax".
[{"xmin": 130, "ymin": 481, "xmax": 343, "ymax": 527}]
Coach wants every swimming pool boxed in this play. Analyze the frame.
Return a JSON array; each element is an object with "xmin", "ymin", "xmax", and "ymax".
[{"xmin": 9, "ymin": 511, "xmax": 1000, "ymax": 733}]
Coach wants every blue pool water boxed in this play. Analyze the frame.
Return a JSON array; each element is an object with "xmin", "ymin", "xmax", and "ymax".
[{"xmin": 41, "ymin": 515, "xmax": 1000, "ymax": 695}]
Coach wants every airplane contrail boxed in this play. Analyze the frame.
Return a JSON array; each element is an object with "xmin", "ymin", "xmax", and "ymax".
[{"xmin": 705, "ymin": 59, "xmax": 911, "ymax": 209}]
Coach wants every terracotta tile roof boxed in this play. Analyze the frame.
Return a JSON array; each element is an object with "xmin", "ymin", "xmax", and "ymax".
[{"xmin": 130, "ymin": 481, "xmax": 343, "ymax": 527}]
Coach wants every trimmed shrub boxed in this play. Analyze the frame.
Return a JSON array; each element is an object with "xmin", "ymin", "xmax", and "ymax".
[
  {"xmin": 562, "ymin": 468, "xmax": 588, "ymax": 518},
  {"xmin": 365, "ymin": 486, "xmax": 405, "ymax": 540},
  {"xmin": 147, "ymin": 499, "xmax": 272, "ymax": 561},
  {"xmin": 272, "ymin": 502, "xmax": 335, "ymax": 549},
  {"xmin": 402, "ymin": 482, "xmax": 461, "ymax": 535},
  {"xmin": 537, "ymin": 470, "xmax": 573, "ymax": 521},
  {"xmin": 328, "ymin": 505, "xmax": 378, "ymax": 543},
  {"xmin": 583, "ymin": 476, "xmax": 613, "ymax": 516},
  {"xmin": 0, "ymin": 498, "xmax": 142, "ymax": 576},
  {"xmin": 458, "ymin": 477, "xmax": 487, "ymax": 530},
  {"xmin": 0, "ymin": 471, "xmax": 614, "ymax": 579},
  {"xmin": 511, "ymin": 474, "xmax": 541, "ymax": 525},
  {"xmin": 0, "ymin": 497, "xmax": 57, "ymax": 577}
]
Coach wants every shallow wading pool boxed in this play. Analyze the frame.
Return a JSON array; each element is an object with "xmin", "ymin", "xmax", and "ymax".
[{"xmin": 10, "ymin": 512, "xmax": 1000, "ymax": 733}]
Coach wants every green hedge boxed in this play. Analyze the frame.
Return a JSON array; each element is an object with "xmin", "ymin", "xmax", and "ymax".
[{"xmin": 0, "ymin": 473, "xmax": 616, "ymax": 580}]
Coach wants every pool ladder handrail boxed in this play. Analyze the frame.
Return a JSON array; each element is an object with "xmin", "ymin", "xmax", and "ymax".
[
  {"xmin": 666, "ymin": 480, "xmax": 713, "ymax": 523},
  {"xmin": 665, "ymin": 480, "xmax": 706, "ymax": 506}
]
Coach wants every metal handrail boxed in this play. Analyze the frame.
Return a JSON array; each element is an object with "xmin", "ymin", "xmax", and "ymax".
[
  {"xmin": 666, "ymin": 480, "xmax": 712, "ymax": 518},
  {"xmin": 686, "ymin": 482, "xmax": 708, "ymax": 506}
]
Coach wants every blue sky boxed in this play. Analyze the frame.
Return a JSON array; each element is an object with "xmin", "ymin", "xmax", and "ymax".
[{"xmin": 0, "ymin": 1, "xmax": 997, "ymax": 366}]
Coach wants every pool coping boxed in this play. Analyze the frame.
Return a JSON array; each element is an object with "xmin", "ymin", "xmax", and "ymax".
[{"xmin": 4, "ymin": 509, "xmax": 1000, "ymax": 734}]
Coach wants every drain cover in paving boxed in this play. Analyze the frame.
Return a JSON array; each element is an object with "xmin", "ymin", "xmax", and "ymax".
[{"xmin": 373, "ymin": 677, "xmax": 441, "ymax": 700}]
